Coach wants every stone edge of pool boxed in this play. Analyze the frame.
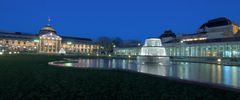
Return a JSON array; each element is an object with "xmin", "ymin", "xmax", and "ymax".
[{"xmin": 48, "ymin": 60, "xmax": 240, "ymax": 93}]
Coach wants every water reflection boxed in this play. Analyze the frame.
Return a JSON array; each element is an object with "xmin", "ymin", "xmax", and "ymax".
[{"xmin": 52, "ymin": 58, "xmax": 240, "ymax": 89}]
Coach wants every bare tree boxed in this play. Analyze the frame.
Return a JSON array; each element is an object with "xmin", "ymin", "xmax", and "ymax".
[
  {"xmin": 112, "ymin": 37, "xmax": 123, "ymax": 47},
  {"xmin": 96, "ymin": 37, "xmax": 112, "ymax": 54},
  {"xmin": 123, "ymin": 39, "xmax": 141, "ymax": 47}
]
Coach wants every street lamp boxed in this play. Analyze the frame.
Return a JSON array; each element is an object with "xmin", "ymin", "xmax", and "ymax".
[{"xmin": 138, "ymin": 43, "xmax": 141, "ymax": 46}]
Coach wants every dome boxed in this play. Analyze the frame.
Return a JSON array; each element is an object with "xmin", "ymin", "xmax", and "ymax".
[
  {"xmin": 40, "ymin": 25, "xmax": 56, "ymax": 32},
  {"xmin": 39, "ymin": 25, "xmax": 57, "ymax": 36}
]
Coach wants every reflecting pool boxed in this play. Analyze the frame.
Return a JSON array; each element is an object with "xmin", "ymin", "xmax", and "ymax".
[{"xmin": 50, "ymin": 58, "xmax": 240, "ymax": 90}]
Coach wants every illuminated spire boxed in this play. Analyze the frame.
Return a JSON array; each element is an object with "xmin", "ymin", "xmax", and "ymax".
[{"xmin": 48, "ymin": 16, "xmax": 51, "ymax": 26}]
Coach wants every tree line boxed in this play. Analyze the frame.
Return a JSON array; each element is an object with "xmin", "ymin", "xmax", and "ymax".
[{"xmin": 95, "ymin": 37, "xmax": 141, "ymax": 54}]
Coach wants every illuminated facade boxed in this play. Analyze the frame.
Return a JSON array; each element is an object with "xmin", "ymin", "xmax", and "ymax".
[
  {"xmin": 0, "ymin": 25, "xmax": 99, "ymax": 54},
  {"xmin": 114, "ymin": 17, "xmax": 240, "ymax": 58},
  {"xmin": 114, "ymin": 47, "xmax": 140, "ymax": 56},
  {"xmin": 163, "ymin": 17, "xmax": 240, "ymax": 58},
  {"xmin": 39, "ymin": 26, "xmax": 62, "ymax": 53},
  {"xmin": 164, "ymin": 38, "xmax": 240, "ymax": 58}
]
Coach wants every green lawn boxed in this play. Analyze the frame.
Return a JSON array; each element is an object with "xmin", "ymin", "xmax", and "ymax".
[{"xmin": 0, "ymin": 54, "xmax": 239, "ymax": 100}]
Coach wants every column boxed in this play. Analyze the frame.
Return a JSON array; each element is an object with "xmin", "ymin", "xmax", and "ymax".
[{"xmin": 39, "ymin": 39, "xmax": 41, "ymax": 52}]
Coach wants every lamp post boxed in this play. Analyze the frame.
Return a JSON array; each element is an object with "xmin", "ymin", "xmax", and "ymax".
[{"xmin": 138, "ymin": 43, "xmax": 141, "ymax": 46}]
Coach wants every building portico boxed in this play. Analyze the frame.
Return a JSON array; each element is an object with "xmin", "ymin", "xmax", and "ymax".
[{"xmin": 39, "ymin": 32, "xmax": 61, "ymax": 53}]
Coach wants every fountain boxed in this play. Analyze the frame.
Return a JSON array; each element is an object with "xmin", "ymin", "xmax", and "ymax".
[{"xmin": 137, "ymin": 38, "xmax": 170, "ymax": 65}]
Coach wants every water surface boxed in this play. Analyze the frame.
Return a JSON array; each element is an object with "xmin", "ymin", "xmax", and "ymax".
[{"xmin": 50, "ymin": 58, "xmax": 240, "ymax": 90}]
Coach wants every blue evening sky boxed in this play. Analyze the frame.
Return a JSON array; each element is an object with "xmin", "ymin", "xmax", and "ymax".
[{"xmin": 0, "ymin": 0, "xmax": 239, "ymax": 41}]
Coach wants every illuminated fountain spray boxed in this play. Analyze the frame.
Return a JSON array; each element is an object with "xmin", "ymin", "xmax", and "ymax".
[{"xmin": 137, "ymin": 38, "xmax": 170, "ymax": 65}]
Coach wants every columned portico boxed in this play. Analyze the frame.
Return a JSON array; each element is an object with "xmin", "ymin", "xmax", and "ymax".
[
  {"xmin": 38, "ymin": 25, "xmax": 62, "ymax": 53},
  {"xmin": 39, "ymin": 32, "xmax": 61, "ymax": 53}
]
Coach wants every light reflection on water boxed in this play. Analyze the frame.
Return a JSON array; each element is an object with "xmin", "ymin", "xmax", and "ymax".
[{"xmin": 55, "ymin": 58, "xmax": 240, "ymax": 89}]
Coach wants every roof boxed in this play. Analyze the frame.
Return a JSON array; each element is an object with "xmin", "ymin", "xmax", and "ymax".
[
  {"xmin": 199, "ymin": 17, "xmax": 233, "ymax": 29},
  {"xmin": 0, "ymin": 31, "xmax": 36, "ymax": 36},
  {"xmin": 0, "ymin": 31, "xmax": 94, "ymax": 44},
  {"xmin": 160, "ymin": 30, "xmax": 176, "ymax": 38},
  {"xmin": 61, "ymin": 36, "xmax": 93, "ymax": 44},
  {"xmin": 0, "ymin": 32, "xmax": 37, "ymax": 40}
]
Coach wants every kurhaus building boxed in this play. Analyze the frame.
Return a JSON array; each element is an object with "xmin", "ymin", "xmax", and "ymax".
[
  {"xmin": 114, "ymin": 17, "xmax": 240, "ymax": 58},
  {"xmin": 0, "ymin": 25, "xmax": 99, "ymax": 54}
]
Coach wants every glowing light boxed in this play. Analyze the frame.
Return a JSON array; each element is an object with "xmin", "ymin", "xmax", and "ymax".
[
  {"xmin": 181, "ymin": 37, "xmax": 207, "ymax": 42},
  {"xmin": 159, "ymin": 63, "xmax": 163, "ymax": 65},
  {"xmin": 0, "ymin": 52, "xmax": 3, "ymax": 55},
  {"xmin": 64, "ymin": 63, "xmax": 73, "ymax": 67},
  {"xmin": 233, "ymin": 24, "xmax": 239, "ymax": 34},
  {"xmin": 34, "ymin": 40, "xmax": 39, "ymax": 42},
  {"xmin": 138, "ymin": 43, "xmax": 141, "ymax": 46},
  {"xmin": 67, "ymin": 42, "xmax": 72, "ymax": 45},
  {"xmin": 9, "ymin": 52, "xmax": 12, "ymax": 54},
  {"xmin": 96, "ymin": 54, "xmax": 99, "ymax": 56},
  {"xmin": 108, "ymin": 54, "xmax": 111, "ymax": 57},
  {"xmin": 217, "ymin": 58, "xmax": 222, "ymax": 62},
  {"xmin": 128, "ymin": 55, "xmax": 131, "ymax": 58}
]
